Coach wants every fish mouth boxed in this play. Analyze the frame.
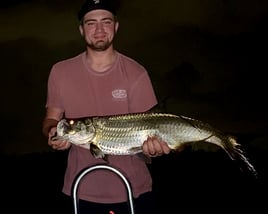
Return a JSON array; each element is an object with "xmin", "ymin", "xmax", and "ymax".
[
  {"xmin": 51, "ymin": 119, "xmax": 73, "ymax": 141},
  {"xmin": 56, "ymin": 119, "xmax": 71, "ymax": 137}
]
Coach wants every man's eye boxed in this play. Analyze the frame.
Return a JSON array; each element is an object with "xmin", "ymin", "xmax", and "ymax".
[{"xmin": 103, "ymin": 21, "xmax": 112, "ymax": 25}]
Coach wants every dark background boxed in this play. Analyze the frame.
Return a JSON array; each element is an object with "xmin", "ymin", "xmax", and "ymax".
[{"xmin": 1, "ymin": 0, "xmax": 267, "ymax": 213}]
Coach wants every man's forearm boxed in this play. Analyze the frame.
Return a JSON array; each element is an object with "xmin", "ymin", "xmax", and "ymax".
[{"xmin": 42, "ymin": 118, "xmax": 58, "ymax": 138}]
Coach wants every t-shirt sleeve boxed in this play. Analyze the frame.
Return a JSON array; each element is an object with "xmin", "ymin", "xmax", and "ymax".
[
  {"xmin": 128, "ymin": 71, "xmax": 158, "ymax": 113},
  {"xmin": 45, "ymin": 65, "xmax": 63, "ymax": 110}
]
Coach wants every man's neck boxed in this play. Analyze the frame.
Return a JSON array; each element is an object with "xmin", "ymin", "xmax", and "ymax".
[{"xmin": 86, "ymin": 47, "xmax": 117, "ymax": 72}]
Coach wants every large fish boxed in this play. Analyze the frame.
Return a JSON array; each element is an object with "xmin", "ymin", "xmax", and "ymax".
[{"xmin": 52, "ymin": 112, "xmax": 257, "ymax": 176}]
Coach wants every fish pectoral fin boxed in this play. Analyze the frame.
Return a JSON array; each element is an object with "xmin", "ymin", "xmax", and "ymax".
[{"xmin": 90, "ymin": 144, "xmax": 106, "ymax": 159}]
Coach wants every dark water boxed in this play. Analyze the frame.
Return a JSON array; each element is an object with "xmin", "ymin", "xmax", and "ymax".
[{"xmin": 1, "ymin": 136, "xmax": 267, "ymax": 214}]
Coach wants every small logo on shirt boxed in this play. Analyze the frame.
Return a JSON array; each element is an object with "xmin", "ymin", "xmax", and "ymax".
[{"xmin": 112, "ymin": 89, "xmax": 127, "ymax": 99}]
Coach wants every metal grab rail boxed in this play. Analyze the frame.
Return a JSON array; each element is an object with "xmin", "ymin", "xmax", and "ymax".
[{"xmin": 72, "ymin": 164, "xmax": 135, "ymax": 214}]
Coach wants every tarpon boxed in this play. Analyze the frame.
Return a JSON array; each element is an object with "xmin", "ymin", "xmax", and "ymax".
[{"xmin": 52, "ymin": 112, "xmax": 257, "ymax": 176}]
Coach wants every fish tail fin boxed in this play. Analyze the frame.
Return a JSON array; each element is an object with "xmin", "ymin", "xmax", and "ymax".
[{"xmin": 224, "ymin": 136, "xmax": 257, "ymax": 178}]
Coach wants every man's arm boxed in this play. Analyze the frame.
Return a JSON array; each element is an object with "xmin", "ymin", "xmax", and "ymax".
[
  {"xmin": 42, "ymin": 107, "xmax": 63, "ymax": 137},
  {"xmin": 42, "ymin": 107, "xmax": 74, "ymax": 151}
]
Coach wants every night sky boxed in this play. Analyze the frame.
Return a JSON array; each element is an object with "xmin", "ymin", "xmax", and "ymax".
[{"xmin": 1, "ymin": 0, "xmax": 267, "ymax": 155}]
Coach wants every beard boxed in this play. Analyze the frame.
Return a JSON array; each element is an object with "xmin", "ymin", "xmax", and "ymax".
[{"xmin": 87, "ymin": 39, "xmax": 113, "ymax": 51}]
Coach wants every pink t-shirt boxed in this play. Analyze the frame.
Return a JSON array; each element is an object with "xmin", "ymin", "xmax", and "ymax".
[{"xmin": 46, "ymin": 51, "xmax": 158, "ymax": 203}]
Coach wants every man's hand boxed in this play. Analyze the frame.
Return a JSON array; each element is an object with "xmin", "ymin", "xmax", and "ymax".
[
  {"xmin": 48, "ymin": 127, "xmax": 71, "ymax": 150},
  {"xmin": 142, "ymin": 136, "xmax": 171, "ymax": 157}
]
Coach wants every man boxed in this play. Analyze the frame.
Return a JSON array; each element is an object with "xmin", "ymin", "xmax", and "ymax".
[{"xmin": 42, "ymin": 0, "xmax": 170, "ymax": 213}]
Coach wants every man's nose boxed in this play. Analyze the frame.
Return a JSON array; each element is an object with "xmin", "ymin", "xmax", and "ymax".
[{"xmin": 95, "ymin": 22, "xmax": 104, "ymax": 32}]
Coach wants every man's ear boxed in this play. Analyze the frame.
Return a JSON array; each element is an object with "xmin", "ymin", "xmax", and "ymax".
[
  {"xmin": 79, "ymin": 25, "xmax": 84, "ymax": 37},
  {"xmin": 115, "ymin": 21, "xmax": 119, "ymax": 33}
]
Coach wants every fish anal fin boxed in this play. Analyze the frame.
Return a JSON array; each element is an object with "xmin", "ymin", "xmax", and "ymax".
[
  {"xmin": 128, "ymin": 146, "xmax": 143, "ymax": 154},
  {"xmin": 129, "ymin": 146, "xmax": 152, "ymax": 163},
  {"xmin": 173, "ymin": 139, "xmax": 220, "ymax": 153},
  {"xmin": 190, "ymin": 140, "xmax": 220, "ymax": 152}
]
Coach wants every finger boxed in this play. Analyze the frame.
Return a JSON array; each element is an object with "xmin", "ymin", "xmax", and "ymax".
[
  {"xmin": 48, "ymin": 128, "xmax": 57, "ymax": 138},
  {"xmin": 58, "ymin": 141, "xmax": 71, "ymax": 150},
  {"xmin": 50, "ymin": 140, "xmax": 67, "ymax": 150},
  {"xmin": 48, "ymin": 139, "xmax": 55, "ymax": 146},
  {"xmin": 151, "ymin": 137, "xmax": 163, "ymax": 154},
  {"xmin": 160, "ymin": 141, "xmax": 171, "ymax": 154},
  {"xmin": 143, "ymin": 137, "xmax": 157, "ymax": 156},
  {"xmin": 57, "ymin": 144, "xmax": 69, "ymax": 150},
  {"xmin": 147, "ymin": 137, "xmax": 157, "ymax": 155},
  {"xmin": 142, "ymin": 139, "xmax": 150, "ymax": 156}
]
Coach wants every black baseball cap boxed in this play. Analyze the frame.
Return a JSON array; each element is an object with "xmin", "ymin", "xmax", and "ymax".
[{"xmin": 78, "ymin": 0, "xmax": 117, "ymax": 21}]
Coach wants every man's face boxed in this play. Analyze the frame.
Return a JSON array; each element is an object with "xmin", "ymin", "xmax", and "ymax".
[{"xmin": 79, "ymin": 9, "xmax": 119, "ymax": 51}]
